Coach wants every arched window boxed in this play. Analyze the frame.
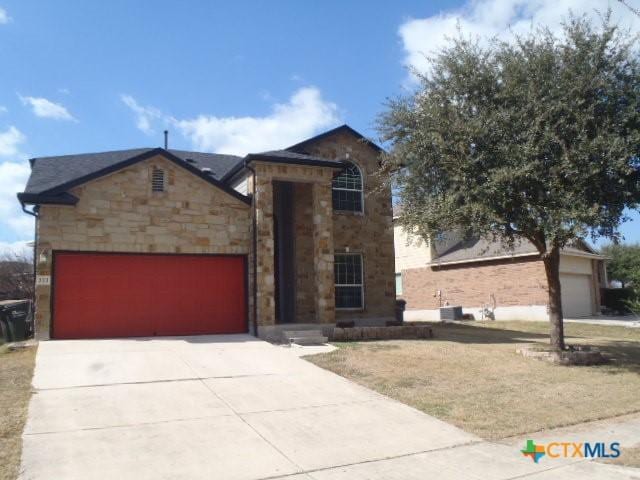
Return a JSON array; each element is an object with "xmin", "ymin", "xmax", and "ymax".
[{"xmin": 332, "ymin": 162, "xmax": 363, "ymax": 212}]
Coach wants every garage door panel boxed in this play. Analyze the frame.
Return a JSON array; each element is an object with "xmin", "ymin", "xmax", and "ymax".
[
  {"xmin": 560, "ymin": 273, "xmax": 593, "ymax": 318},
  {"xmin": 52, "ymin": 253, "xmax": 247, "ymax": 339}
]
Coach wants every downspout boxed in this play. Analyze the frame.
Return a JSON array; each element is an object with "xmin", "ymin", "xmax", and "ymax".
[
  {"xmin": 244, "ymin": 159, "xmax": 259, "ymax": 337},
  {"xmin": 20, "ymin": 201, "xmax": 39, "ymax": 307}
]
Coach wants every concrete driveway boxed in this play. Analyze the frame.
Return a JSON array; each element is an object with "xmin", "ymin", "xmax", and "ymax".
[{"xmin": 20, "ymin": 335, "xmax": 640, "ymax": 480}]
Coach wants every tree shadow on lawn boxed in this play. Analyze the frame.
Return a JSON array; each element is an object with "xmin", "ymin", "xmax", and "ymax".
[
  {"xmin": 426, "ymin": 322, "xmax": 640, "ymax": 375},
  {"xmin": 427, "ymin": 322, "xmax": 552, "ymax": 344},
  {"xmin": 587, "ymin": 341, "xmax": 640, "ymax": 375},
  {"xmin": 418, "ymin": 323, "xmax": 640, "ymax": 375}
]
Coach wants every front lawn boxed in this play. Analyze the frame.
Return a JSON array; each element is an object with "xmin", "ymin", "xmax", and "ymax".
[
  {"xmin": 306, "ymin": 321, "xmax": 640, "ymax": 440},
  {"xmin": 0, "ymin": 345, "xmax": 36, "ymax": 480}
]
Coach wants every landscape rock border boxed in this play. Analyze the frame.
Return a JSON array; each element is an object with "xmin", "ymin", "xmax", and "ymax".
[
  {"xmin": 330, "ymin": 325, "xmax": 433, "ymax": 342},
  {"xmin": 516, "ymin": 344, "xmax": 608, "ymax": 365}
]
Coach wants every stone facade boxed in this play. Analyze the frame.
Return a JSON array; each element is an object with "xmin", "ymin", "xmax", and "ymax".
[
  {"xmin": 252, "ymin": 161, "xmax": 338, "ymax": 328},
  {"xmin": 296, "ymin": 131, "xmax": 397, "ymax": 322},
  {"xmin": 34, "ymin": 155, "xmax": 251, "ymax": 339},
  {"xmin": 31, "ymin": 130, "xmax": 397, "ymax": 339},
  {"xmin": 292, "ymin": 183, "xmax": 315, "ymax": 322}
]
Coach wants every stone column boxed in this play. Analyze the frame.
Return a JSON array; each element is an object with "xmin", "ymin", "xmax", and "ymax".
[
  {"xmin": 254, "ymin": 176, "xmax": 276, "ymax": 326},
  {"xmin": 312, "ymin": 182, "xmax": 335, "ymax": 324}
]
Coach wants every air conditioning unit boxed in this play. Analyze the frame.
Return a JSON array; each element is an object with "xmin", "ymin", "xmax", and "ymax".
[{"xmin": 439, "ymin": 306, "xmax": 463, "ymax": 321}]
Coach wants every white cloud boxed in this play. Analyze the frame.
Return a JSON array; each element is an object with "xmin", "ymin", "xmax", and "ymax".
[
  {"xmin": 175, "ymin": 87, "xmax": 340, "ymax": 155},
  {"xmin": 0, "ymin": 160, "xmax": 33, "ymax": 239},
  {"xmin": 0, "ymin": 7, "xmax": 10, "ymax": 24},
  {"xmin": 0, "ymin": 126, "xmax": 25, "ymax": 157},
  {"xmin": 0, "ymin": 106, "xmax": 7, "ymax": 114},
  {"xmin": 18, "ymin": 95, "xmax": 76, "ymax": 121},
  {"xmin": 0, "ymin": 240, "xmax": 32, "ymax": 258},
  {"xmin": 400, "ymin": 0, "xmax": 640, "ymax": 77},
  {"xmin": 120, "ymin": 94, "xmax": 165, "ymax": 135},
  {"xmin": 0, "ymin": 126, "xmax": 33, "ymax": 241},
  {"xmin": 122, "ymin": 87, "xmax": 340, "ymax": 155}
]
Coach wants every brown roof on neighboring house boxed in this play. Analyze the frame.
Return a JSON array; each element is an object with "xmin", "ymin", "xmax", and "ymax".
[
  {"xmin": 432, "ymin": 237, "xmax": 602, "ymax": 265},
  {"xmin": 433, "ymin": 237, "xmax": 538, "ymax": 263}
]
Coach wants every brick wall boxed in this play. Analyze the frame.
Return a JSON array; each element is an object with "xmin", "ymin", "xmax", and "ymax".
[
  {"xmin": 401, "ymin": 257, "xmax": 548, "ymax": 310},
  {"xmin": 299, "ymin": 131, "xmax": 396, "ymax": 320},
  {"xmin": 34, "ymin": 155, "xmax": 251, "ymax": 338}
]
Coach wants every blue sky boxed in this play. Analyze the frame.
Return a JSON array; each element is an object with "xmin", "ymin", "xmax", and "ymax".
[{"xmin": 0, "ymin": 0, "xmax": 638, "ymax": 252}]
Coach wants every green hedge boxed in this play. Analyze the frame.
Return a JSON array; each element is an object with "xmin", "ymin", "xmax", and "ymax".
[{"xmin": 600, "ymin": 288, "xmax": 635, "ymax": 314}]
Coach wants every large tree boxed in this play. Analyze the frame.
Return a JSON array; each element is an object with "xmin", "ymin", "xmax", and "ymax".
[
  {"xmin": 379, "ymin": 15, "xmax": 640, "ymax": 350},
  {"xmin": 600, "ymin": 243, "xmax": 640, "ymax": 288}
]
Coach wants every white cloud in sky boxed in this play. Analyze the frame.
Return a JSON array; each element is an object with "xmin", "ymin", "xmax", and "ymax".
[
  {"xmin": 0, "ymin": 126, "xmax": 25, "ymax": 157},
  {"xmin": 0, "ymin": 240, "xmax": 32, "ymax": 257},
  {"xmin": 0, "ymin": 106, "xmax": 7, "ymax": 114},
  {"xmin": 0, "ymin": 7, "xmax": 10, "ymax": 24},
  {"xmin": 120, "ymin": 94, "xmax": 165, "ymax": 135},
  {"xmin": 18, "ymin": 95, "xmax": 76, "ymax": 121},
  {"xmin": 121, "ymin": 86, "xmax": 340, "ymax": 155},
  {"xmin": 176, "ymin": 87, "xmax": 339, "ymax": 155},
  {"xmin": 0, "ymin": 126, "xmax": 33, "ymax": 241},
  {"xmin": 399, "ymin": 0, "xmax": 640, "ymax": 77}
]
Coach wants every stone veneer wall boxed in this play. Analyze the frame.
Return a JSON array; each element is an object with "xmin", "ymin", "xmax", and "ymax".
[
  {"xmin": 34, "ymin": 155, "xmax": 251, "ymax": 339},
  {"xmin": 296, "ymin": 131, "xmax": 396, "ymax": 321},
  {"xmin": 252, "ymin": 162, "xmax": 337, "ymax": 327},
  {"xmin": 292, "ymin": 183, "xmax": 316, "ymax": 322},
  {"xmin": 400, "ymin": 257, "xmax": 548, "ymax": 311}
]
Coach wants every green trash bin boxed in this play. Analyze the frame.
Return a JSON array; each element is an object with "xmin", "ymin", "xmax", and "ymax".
[{"xmin": 0, "ymin": 300, "xmax": 33, "ymax": 342}]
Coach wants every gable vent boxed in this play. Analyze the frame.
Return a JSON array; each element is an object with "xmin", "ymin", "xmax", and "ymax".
[{"xmin": 151, "ymin": 167, "xmax": 165, "ymax": 192}]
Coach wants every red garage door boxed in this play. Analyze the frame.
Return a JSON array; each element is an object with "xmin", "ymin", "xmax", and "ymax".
[{"xmin": 52, "ymin": 252, "xmax": 247, "ymax": 339}]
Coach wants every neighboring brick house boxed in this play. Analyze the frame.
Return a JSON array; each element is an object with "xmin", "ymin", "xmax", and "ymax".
[
  {"xmin": 394, "ymin": 211, "xmax": 607, "ymax": 321},
  {"xmin": 18, "ymin": 125, "xmax": 396, "ymax": 340}
]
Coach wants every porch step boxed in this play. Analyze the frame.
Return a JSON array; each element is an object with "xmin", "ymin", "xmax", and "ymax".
[{"xmin": 283, "ymin": 329, "xmax": 328, "ymax": 346}]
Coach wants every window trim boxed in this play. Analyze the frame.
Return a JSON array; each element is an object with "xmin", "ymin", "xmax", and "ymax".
[
  {"xmin": 332, "ymin": 161, "xmax": 364, "ymax": 214},
  {"xmin": 334, "ymin": 252, "xmax": 365, "ymax": 310},
  {"xmin": 395, "ymin": 272, "xmax": 403, "ymax": 296}
]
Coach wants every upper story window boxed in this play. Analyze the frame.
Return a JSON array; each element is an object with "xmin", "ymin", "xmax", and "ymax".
[
  {"xmin": 151, "ymin": 167, "xmax": 165, "ymax": 192},
  {"xmin": 332, "ymin": 161, "xmax": 363, "ymax": 213}
]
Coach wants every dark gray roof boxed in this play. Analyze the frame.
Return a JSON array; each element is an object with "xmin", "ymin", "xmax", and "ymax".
[
  {"xmin": 256, "ymin": 150, "xmax": 337, "ymax": 162},
  {"xmin": 19, "ymin": 124, "xmax": 366, "ymax": 204},
  {"xmin": 433, "ymin": 237, "xmax": 538, "ymax": 264},
  {"xmin": 24, "ymin": 148, "xmax": 243, "ymax": 194},
  {"xmin": 287, "ymin": 124, "xmax": 384, "ymax": 154},
  {"xmin": 432, "ymin": 236, "xmax": 601, "ymax": 264},
  {"xmin": 24, "ymin": 148, "xmax": 151, "ymax": 194},
  {"xmin": 221, "ymin": 150, "xmax": 343, "ymax": 183},
  {"xmin": 167, "ymin": 150, "xmax": 242, "ymax": 180}
]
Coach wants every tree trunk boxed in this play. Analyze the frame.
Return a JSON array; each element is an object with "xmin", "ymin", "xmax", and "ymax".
[{"xmin": 542, "ymin": 246, "xmax": 565, "ymax": 351}]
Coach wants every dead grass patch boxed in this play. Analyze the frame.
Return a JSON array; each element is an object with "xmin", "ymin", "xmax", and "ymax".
[
  {"xmin": 0, "ymin": 345, "xmax": 36, "ymax": 480},
  {"xmin": 307, "ymin": 321, "xmax": 640, "ymax": 440}
]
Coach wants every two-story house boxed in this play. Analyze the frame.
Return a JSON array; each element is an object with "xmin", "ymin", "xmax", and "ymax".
[{"xmin": 18, "ymin": 125, "xmax": 396, "ymax": 340}]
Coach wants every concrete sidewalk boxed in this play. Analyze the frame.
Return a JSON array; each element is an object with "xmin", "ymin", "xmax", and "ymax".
[{"xmin": 20, "ymin": 335, "xmax": 640, "ymax": 479}]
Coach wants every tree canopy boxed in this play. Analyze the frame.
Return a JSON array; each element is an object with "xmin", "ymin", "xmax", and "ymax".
[
  {"xmin": 379, "ymin": 14, "xmax": 640, "ymax": 349},
  {"xmin": 601, "ymin": 243, "xmax": 640, "ymax": 288}
]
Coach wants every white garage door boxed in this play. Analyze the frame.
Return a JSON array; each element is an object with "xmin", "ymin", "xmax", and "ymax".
[{"xmin": 560, "ymin": 274, "xmax": 593, "ymax": 318}]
